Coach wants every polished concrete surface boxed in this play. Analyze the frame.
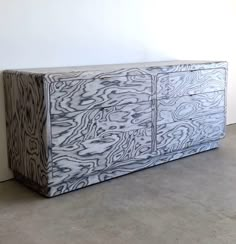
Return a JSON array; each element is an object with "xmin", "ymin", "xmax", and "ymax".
[{"xmin": 0, "ymin": 125, "xmax": 236, "ymax": 244}]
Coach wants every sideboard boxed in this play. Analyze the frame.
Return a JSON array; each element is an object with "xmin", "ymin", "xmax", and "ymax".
[{"xmin": 3, "ymin": 60, "xmax": 227, "ymax": 197}]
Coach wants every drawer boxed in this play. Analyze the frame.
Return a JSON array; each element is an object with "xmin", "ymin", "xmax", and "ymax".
[
  {"xmin": 52, "ymin": 128, "xmax": 152, "ymax": 180},
  {"xmin": 157, "ymin": 91, "xmax": 225, "ymax": 125},
  {"xmin": 51, "ymin": 102, "xmax": 152, "ymax": 179},
  {"xmin": 50, "ymin": 74, "xmax": 152, "ymax": 114},
  {"xmin": 51, "ymin": 101, "xmax": 152, "ymax": 146},
  {"xmin": 157, "ymin": 68, "xmax": 226, "ymax": 99},
  {"xmin": 156, "ymin": 113, "xmax": 225, "ymax": 156}
]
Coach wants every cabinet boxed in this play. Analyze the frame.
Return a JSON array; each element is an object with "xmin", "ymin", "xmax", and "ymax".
[{"xmin": 3, "ymin": 61, "xmax": 227, "ymax": 197}]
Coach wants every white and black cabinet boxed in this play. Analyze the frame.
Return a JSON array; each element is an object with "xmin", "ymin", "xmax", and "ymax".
[{"xmin": 3, "ymin": 61, "xmax": 227, "ymax": 197}]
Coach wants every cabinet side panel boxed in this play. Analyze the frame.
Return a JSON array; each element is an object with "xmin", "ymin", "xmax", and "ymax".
[{"xmin": 3, "ymin": 71, "xmax": 50, "ymax": 189}]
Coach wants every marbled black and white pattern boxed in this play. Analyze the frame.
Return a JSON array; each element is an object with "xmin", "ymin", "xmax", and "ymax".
[
  {"xmin": 3, "ymin": 71, "xmax": 53, "ymax": 193},
  {"xmin": 157, "ymin": 68, "xmax": 226, "ymax": 98},
  {"xmin": 156, "ymin": 113, "xmax": 225, "ymax": 155},
  {"xmin": 49, "ymin": 74, "xmax": 152, "ymax": 113},
  {"xmin": 157, "ymin": 91, "xmax": 225, "ymax": 124},
  {"xmin": 3, "ymin": 60, "xmax": 227, "ymax": 197}
]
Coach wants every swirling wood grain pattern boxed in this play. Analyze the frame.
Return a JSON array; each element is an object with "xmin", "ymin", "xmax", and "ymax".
[
  {"xmin": 49, "ymin": 74, "xmax": 152, "ymax": 114},
  {"xmin": 157, "ymin": 68, "xmax": 225, "ymax": 98},
  {"xmin": 49, "ymin": 67, "xmax": 226, "ymax": 114},
  {"xmin": 12, "ymin": 140, "xmax": 219, "ymax": 196},
  {"xmin": 51, "ymin": 101, "xmax": 152, "ymax": 145},
  {"xmin": 157, "ymin": 91, "xmax": 225, "ymax": 125},
  {"xmin": 156, "ymin": 113, "xmax": 225, "ymax": 156},
  {"xmin": 151, "ymin": 61, "xmax": 227, "ymax": 74},
  {"xmin": 48, "ymin": 140, "xmax": 219, "ymax": 197},
  {"xmin": 42, "ymin": 61, "xmax": 227, "ymax": 81},
  {"xmin": 3, "ymin": 71, "xmax": 51, "ymax": 188},
  {"xmin": 51, "ymin": 101, "xmax": 153, "ymax": 181},
  {"xmin": 52, "ymin": 128, "xmax": 152, "ymax": 182},
  {"xmin": 3, "ymin": 61, "xmax": 227, "ymax": 197}
]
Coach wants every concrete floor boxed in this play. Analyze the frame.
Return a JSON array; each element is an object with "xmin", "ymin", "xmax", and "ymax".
[{"xmin": 0, "ymin": 125, "xmax": 236, "ymax": 244}]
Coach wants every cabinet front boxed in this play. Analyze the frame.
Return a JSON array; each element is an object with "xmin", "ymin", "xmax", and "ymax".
[
  {"xmin": 157, "ymin": 91, "xmax": 225, "ymax": 125},
  {"xmin": 155, "ymin": 67, "xmax": 226, "ymax": 156},
  {"xmin": 49, "ymin": 74, "xmax": 152, "ymax": 114},
  {"xmin": 156, "ymin": 113, "xmax": 225, "ymax": 156},
  {"xmin": 51, "ymin": 101, "xmax": 153, "ymax": 181},
  {"xmin": 157, "ymin": 68, "xmax": 226, "ymax": 99}
]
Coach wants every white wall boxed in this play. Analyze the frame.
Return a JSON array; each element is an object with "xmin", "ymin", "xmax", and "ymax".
[{"xmin": 0, "ymin": 0, "xmax": 235, "ymax": 181}]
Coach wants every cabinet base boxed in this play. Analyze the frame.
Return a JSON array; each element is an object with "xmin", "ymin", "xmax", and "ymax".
[{"xmin": 14, "ymin": 141, "xmax": 220, "ymax": 197}]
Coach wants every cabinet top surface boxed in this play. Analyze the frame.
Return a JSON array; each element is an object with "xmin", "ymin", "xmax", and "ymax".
[{"xmin": 4, "ymin": 60, "xmax": 227, "ymax": 74}]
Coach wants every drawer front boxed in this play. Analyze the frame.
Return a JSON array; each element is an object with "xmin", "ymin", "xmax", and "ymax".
[
  {"xmin": 51, "ymin": 102, "xmax": 152, "ymax": 179},
  {"xmin": 50, "ymin": 74, "xmax": 151, "ymax": 114},
  {"xmin": 156, "ymin": 113, "xmax": 225, "ymax": 156},
  {"xmin": 157, "ymin": 91, "xmax": 225, "ymax": 125},
  {"xmin": 52, "ymin": 128, "xmax": 152, "ymax": 180},
  {"xmin": 51, "ymin": 101, "xmax": 152, "ymax": 145},
  {"xmin": 157, "ymin": 68, "xmax": 225, "ymax": 99}
]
